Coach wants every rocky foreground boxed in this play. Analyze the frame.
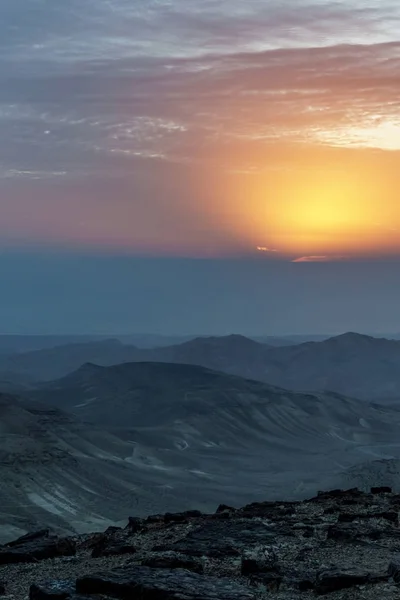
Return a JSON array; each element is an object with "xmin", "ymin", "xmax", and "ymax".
[{"xmin": 1, "ymin": 487, "xmax": 400, "ymax": 599}]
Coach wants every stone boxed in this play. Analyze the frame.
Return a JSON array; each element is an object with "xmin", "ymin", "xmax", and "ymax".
[
  {"xmin": 91, "ymin": 540, "xmax": 136, "ymax": 558},
  {"xmin": 141, "ymin": 551, "xmax": 204, "ymax": 574},
  {"xmin": 76, "ymin": 566, "xmax": 256, "ymax": 599},
  {"xmin": 241, "ymin": 547, "xmax": 278, "ymax": 575},
  {"xmin": 29, "ymin": 580, "xmax": 75, "ymax": 599},
  {"xmin": 315, "ymin": 567, "xmax": 388, "ymax": 594},
  {"xmin": 338, "ymin": 511, "xmax": 398, "ymax": 524},
  {"xmin": 0, "ymin": 531, "xmax": 76, "ymax": 564},
  {"xmin": 388, "ymin": 556, "xmax": 400, "ymax": 584},
  {"xmin": 215, "ymin": 504, "xmax": 236, "ymax": 514},
  {"xmin": 326, "ymin": 522, "xmax": 387, "ymax": 542},
  {"xmin": 164, "ymin": 510, "xmax": 202, "ymax": 524},
  {"xmin": 5, "ymin": 530, "xmax": 50, "ymax": 547},
  {"xmin": 125, "ymin": 516, "xmax": 145, "ymax": 533},
  {"xmin": 164, "ymin": 519, "xmax": 276, "ymax": 558},
  {"xmin": 249, "ymin": 572, "xmax": 282, "ymax": 592},
  {"xmin": 372, "ymin": 486, "xmax": 392, "ymax": 494}
]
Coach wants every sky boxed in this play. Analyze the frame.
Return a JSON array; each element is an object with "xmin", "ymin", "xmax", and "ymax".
[{"xmin": 0, "ymin": 1, "xmax": 400, "ymax": 334}]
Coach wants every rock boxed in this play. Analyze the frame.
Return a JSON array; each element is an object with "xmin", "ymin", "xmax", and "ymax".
[
  {"xmin": 5, "ymin": 530, "xmax": 50, "ymax": 547},
  {"xmin": 241, "ymin": 547, "xmax": 278, "ymax": 575},
  {"xmin": 310, "ymin": 488, "xmax": 363, "ymax": 502},
  {"xmin": 0, "ymin": 582, "xmax": 5, "ymax": 595},
  {"xmin": 249, "ymin": 572, "xmax": 282, "ymax": 592},
  {"xmin": 327, "ymin": 521, "xmax": 390, "ymax": 542},
  {"xmin": 298, "ymin": 579, "xmax": 315, "ymax": 591},
  {"xmin": 164, "ymin": 510, "xmax": 202, "ymax": 524},
  {"xmin": 0, "ymin": 532, "xmax": 76, "ymax": 564},
  {"xmin": 165, "ymin": 519, "xmax": 276, "ymax": 558},
  {"xmin": 315, "ymin": 567, "xmax": 388, "ymax": 594},
  {"xmin": 77, "ymin": 532, "xmax": 106, "ymax": 552},
  {"xmin": 103, "ymin": 526, "xmax": 121, "ymax": 535},
  {"xmin": 239, "ymin": 501, "xmax": 296, "ymax": 520},
  {"xmin": 29, "ymin": 580, "xmax": 75, "ymax": 599},
  {"xmin": 338, "ymin": 510, "xmax": 398, "ymax": 524},
  {"xmin": 76, "ymin": 566, "xmax": 256, "ymax": 599},
  {"xmin": 91, "ymin": 540, "xmax": 136, "ymax": 558},
  {"xmin": 388, "ymin": 556, "xmax": 400, "ymax": 584},
  {"xmin": 141, "ymin": 551, "xmax": 204, "ymax": 574},
  {"xmin": 215, "ymin": 504, "xmax": 236, "ymax": 514},
  {"xmin": 372, "ymin": 486, "xmax": 392, "ymax": 494},
  {"xmin": 125, "ymin": 517, "xmax": 145, "ymax": 533},
  {"xmin": 146, "ymin": 514, "xmax": 164, "ymax": 524}
]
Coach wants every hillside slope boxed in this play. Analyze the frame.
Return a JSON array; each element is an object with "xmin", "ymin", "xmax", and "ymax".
[{"xmin": 25, "ymin": 362, "xmax": 400, "ymax": 508}]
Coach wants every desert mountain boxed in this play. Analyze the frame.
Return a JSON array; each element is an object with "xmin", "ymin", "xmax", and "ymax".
[
  {"xmin": 6, "ymin": 331, "xmax": 400, "ymax": 401},
  {"xmin": 0, "ymin": 338, "xmax": 142, "ymax": 381},
  {"xmin": 24, "ymin": 362, "xmax": 400, "ymax": 507},
  {"xmin": 0, "ymin": 392, "xmax": 226, "ymax": 544}
]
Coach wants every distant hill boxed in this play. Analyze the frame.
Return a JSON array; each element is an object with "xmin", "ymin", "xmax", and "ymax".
[
  {"xmin": 0, "ymin": 338, "xmax": 142, "ymax": 380},
  {"xmin": 256, "ymin": 332, "xmax": 400, "ymax": 400},
  {"xmin": 4, "ymin": 332, "xmax": 400, "ymax": 400}
]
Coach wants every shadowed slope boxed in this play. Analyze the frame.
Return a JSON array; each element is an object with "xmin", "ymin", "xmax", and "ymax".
[{"xmin": 25, "ymin": 362, "xmax": 400, "ymax": 510}]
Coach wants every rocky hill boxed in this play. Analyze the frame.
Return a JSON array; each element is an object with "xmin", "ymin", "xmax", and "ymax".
[
  {"xmin": 19, "ymin": 361, "xmax": 400, "ymax": 512},
  {"xmin": 1, "ymin": 487, "xmax": 400, "ymax": 599},
  {"xmin": 0, "ymin": 392, "xmax": 220, "ymax": 545}
]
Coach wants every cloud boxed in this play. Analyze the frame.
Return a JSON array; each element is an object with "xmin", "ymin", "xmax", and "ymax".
[
  {"xmin": 292, "ymin": 255, "xmax": 348, "ymax": 262},
  {"xmin": 256, "ymin": 246, "xmax": 278, "ymax": 253},
  {"xmin": 0, "ymin": 1, "xmax": 399, "ymax": 255}
]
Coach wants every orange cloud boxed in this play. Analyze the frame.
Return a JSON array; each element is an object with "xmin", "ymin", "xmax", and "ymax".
[{"xmin": 292, "ymin": 255, "xmax": 347, "ymax": 263}]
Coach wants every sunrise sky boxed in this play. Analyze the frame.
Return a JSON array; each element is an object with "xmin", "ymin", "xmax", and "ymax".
[{"xmin": 0, "ymin": 1, "xmax": 400, "ymax": 333}]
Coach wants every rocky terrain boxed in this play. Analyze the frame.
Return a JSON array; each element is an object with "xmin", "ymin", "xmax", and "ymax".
[{"xmin": 1, "ymin": 487, "xmax": 400, "ymax": 599}]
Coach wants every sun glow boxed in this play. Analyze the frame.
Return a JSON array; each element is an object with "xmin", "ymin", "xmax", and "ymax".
[
  {"xmin": 218, "ymin": 151, "xmax": 400, "ymax": 259},
  {"xmin": 252, "ymin": 167, "xmax": 399, "ymax": 257}
]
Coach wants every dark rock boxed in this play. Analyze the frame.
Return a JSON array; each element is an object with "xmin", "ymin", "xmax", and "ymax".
[
  {"xmin": 315, "ymin": 568, "xmax": 388, "ymax": 594},
  {"xmin": 310, "ymin": 488, "xmax": 363, "ymax": 502},
  {"xmin": 103, "ymin": 526, "xmax": 121, "ymax": 535},
  {"xmin": 216, "ymin": 504, "xmax": 236, "ymax": 514},
  {"xmin": 146, "ymin": 514, "xmax": 164, "ymax": 524},
  {"xmin": 388, "ymin": 556, "xmax": 400, "ymax": 584},
  {"xmin": 241, "ymin": 547, "xmax": 278, "ymax": 575},
  {"xmin": 327, "ymin": 522, "xmax": 389, "ymax": 542},
  {"xmin": 0, "ymin": 533, "xmax": 76, "ymax": 564},
  {"xmin": 29, "ymin": 580, "xmax": 75, "ymax": 599},
  {"xmin": 338, "ymin": 511, "xmax": 398, "ymax": 524},
  {"xmin": 77, "ymin": 532, "xmax": 106, "ymax": 551},
  {"xmin": 5, "ymin": 529, "xmax": 50, "ymax": 547},
  {"xmin": 249, "ymin": 572, "xmax": 282, "ymax": 591},
  {"xmin": 298, "ymin": 579, "xmax": 315, "ymax": 591},
  {"xmin": 239, "ymin": 501, "xmax": 296, "ymax": 520},
  {"xmin": 372, "ymin": 486, "xmax": 392, "ymax": 494},
  {"xmin": 166, "ymin": 520, "xmax": 275, "ymax": 558},
  {"xmin": 125, "ymin": 516, "xmax": 145, "ymax": 533},
  {"xmin": 0, "ymin": 582, "xmax": 5, "ymax": 595},
  {"xmin": 164, "ymin": 510, "xmax": 202, "ymax": 524},
  {"xmin": 142, "ymin": 551, "xmax": 204, "ymax": 574},
  {"xmin": 91, "ymin": 540, "xmax": 136, "ymax": 558},
  {"xmin": 76, "ymin": 566, "xmax": 256, "ymax": 599}
]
